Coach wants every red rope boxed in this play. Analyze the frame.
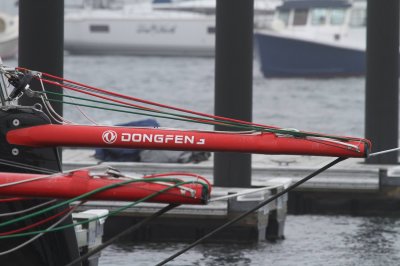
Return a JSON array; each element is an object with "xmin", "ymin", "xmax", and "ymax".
[
  {"xmin": 0, "ymin": 206, "xmax": 72, "ymax": 236},
  {"xmin": 39, "ymin": 77, "xmax": 229, "ymax": 128},
  {"xmin": 37, "ymin": 70, "xmax": 281, "ymax": 130},
  {"xmin": 142, "ymin": 172, "xmax": 212, "ymax": 194},
  {"xmin": 17, "ymin": 67, "xmax": 371, "ymax": 147},
  {"xmin": 0, "ymin": 197, "xmax": 28, "ymax": 203}
]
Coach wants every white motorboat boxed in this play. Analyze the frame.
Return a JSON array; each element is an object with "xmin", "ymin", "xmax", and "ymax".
[
  {"xmin": 65, "ymin": 0, "xmax": 216, "ymax": 56},
  {"xmin": 64, "ymin": 0, "xmax": 281, "ymax": 57}
]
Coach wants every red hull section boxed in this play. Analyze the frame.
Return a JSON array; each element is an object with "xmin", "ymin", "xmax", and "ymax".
[
  {"xmin": 0, "ymin": 171, "xmax": 208, "ymax": 204},
  {"xmin": 7, "ymin": 124, "xmax": 369, "ymax": 158}
]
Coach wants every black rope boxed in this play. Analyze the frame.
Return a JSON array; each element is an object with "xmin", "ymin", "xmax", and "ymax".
[
  {"xmin": 65, "ymin": 203, "xmax": 180, "ymax": 266},
  {"xmin": 156, "ymin": 157, "xmax": 347, "ymax": 266}
]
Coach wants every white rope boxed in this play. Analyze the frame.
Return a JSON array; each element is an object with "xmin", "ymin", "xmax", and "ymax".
[
  {"xmin": 0, "ymin": 164, "xmax": 109, "ymax": 188},
  {"xmin": 64, "ymin": 90, "xmax": 99, "ymax": 125},
  {"xmin": 39, "ymin": 77, "xmax": 73, "ymax": 124},
  {"xmin": 0, "ymin": 199, "xmax": 57, "ymax": 217},
  {"xmin": 0, "ymin": 159, "xmax": 57, "ymax": 174},
  {"xmin": 0, "ymin": 201, "xmax": 83, "ymax": 256},
  {"xmin": 209, "ymin": 185, "xmax": 281, "ymax": 202},
  {"xmin": 369, "ymin": 147, "xmax": 400, "ymax": 157}
]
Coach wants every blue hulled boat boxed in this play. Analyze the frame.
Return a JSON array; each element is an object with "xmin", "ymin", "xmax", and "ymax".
[{"xmin": 254, "ymin": 0, "xmax": 367, "ymax": 77}]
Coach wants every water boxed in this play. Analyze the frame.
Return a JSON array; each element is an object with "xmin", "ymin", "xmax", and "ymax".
[
  {"xmin": 2, "ymin": 55, "xmax": 397, "ymax": 265},
  {"xmin": 99, "ymin": 215, "xmax": 400, "ymax": 266}
]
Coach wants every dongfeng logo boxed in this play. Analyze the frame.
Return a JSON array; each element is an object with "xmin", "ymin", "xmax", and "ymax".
[{"xmin": 102, "ymin": 130, "xmax": 117, "ymax": 144}]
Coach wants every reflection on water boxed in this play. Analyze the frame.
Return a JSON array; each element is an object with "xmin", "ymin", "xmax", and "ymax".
[
  {"xmin": 344, "ymin": 217, "xmax": 400, "ymax": 265},
  {"xmin": 99, "ymin": 215, "xmax": 400, "ymax": 266}
]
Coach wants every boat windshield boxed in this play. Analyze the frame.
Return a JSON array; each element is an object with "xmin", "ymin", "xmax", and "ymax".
[
  {"xmin": 277, "ymin": 7, "xmax": 348, "ymax": 28},
  {"xmin": 330, "ymin": 8, "xmax": 346, "ymax": 25},
  {"xmin": 311, "ymin": 8, "xmax": 327, "ymax": 25},
  {"xmin": 349, "ymin": 8, "xmax": 366, "ymax": 27},
  {"xmin": 277, "ymin": 10, "xmax": 290, "ymax": 26},
  {"xmin": 310, "ymin": 8, "xmax": 346, "ymax": 26}
]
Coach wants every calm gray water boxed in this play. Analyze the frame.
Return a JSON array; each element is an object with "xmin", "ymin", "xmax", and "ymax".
[
  {"xmin": 99, "ymin": 215, "xmax": 400, "ymax": 266},
  {"xmin": 3, "ymin": 55, "xmax": 398, "ymax": 265}
]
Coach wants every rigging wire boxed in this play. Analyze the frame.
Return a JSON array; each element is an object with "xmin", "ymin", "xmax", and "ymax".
[
  {"xmin": 32, "ymin": 70, "xmax": 369, "ymax": 143},
  {"xmin": 38, "ymin": 76, "xmax": 73, "ymax": 124},
  {"xmin": 208, "ymin": 185, "xmax": 282, "ymax": 202},
  {"xmin": 0, "ymin": 206, "xmax": 73, "ymax": 236},
  {"xmin": 0, "ymin": 197, "xmax": 27, "ymax": 203},
  {"xmin": 0, "ymin": 158, "xmax": 57, "ymax": 175},
  {"xmin": 0, "ymin": 173, "xmax": 209, "ymax": 233},
  {"xmin": 4, "ymin": 66, "xmax": 368, "ymax": 151},
  {"xmin": 41, "ymin": 85, "xmax": 256, "ymax": 131},
  {"xmin": 40, "ymin": 93, "xmax": 365, "ymax": 152},
  {"xmin": 0, "ymin": 66, "xmax": 387, "ymax": 263},
  {"xmin": 0, "ymin": 164, "xmax": 110, "ymax": 188},
  {"xmin": 0, "ymin": 199, "xmax": 57, "ymax": 218},
  {"xmin": 0, "ymin": 201, "xmax": 84, "ymax": 256},
  {"xmin": 368, "ymin": 147, "xmax": 400, "ymax": 157},
  {"xmin": 155, "ymin": 157, "xmax": 347, "ymax": 266},
  {"xmin": 0, "ymin": 179, "xmax": 208, "ymax": 239}
]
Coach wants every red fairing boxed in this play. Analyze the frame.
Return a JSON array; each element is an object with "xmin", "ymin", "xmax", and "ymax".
[
  {"xmin": 7, "ymin": 124, "xmax": 370, "ymax": 158},
  {"xmin": 0, "ymin": 171, "xmax": 208, "ymax": 204}
]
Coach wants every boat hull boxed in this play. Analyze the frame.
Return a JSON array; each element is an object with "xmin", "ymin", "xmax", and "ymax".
[
  {"xmin": 65, "ymin": 16, "xmax": 215, "ymax": 57},
  {"xmin": 255, "ymin": 31, "xmax": 366, "ymax": 78}
]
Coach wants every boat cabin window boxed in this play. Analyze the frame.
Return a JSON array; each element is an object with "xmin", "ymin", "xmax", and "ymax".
[
  {"xmin": 277, "ymin": 10, "xmax": 290, "ymax": 26},
  {"xmin": 207, "ymin": 27, "xmax": 215, "ymax": 34},
  {"xmin": 90, "ymin": 25, "xmax": 110, "ymax": 33},
  {"xmin": 311, "ymin": 9, "xmax": 327, "ymax": 25},
  {"xmin": 330, "ymin": 9, "xmax": 346, "ymax": 25},
  {"xmin": 293, "ymin": 9, "xmax": 308, "ymax": 26},
  {"xmin": 349, "ymin": 8, "xmax": 366, "ymax": 27}
]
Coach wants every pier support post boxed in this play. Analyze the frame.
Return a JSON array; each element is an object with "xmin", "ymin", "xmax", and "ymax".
[
  {"xmin": 19, "ymin": 0, "xmax": 64, "ymax": 117},
  {"xmin": 9, "ymin": 1, "xmax": 80, "ymax": 265},
  {"xmin": 365, "ymin": 0, "xmax": 399, "ymax": 164},
  {"xmin": 214, "ymin": 0, "xmax": 254, "ymax": 187}
]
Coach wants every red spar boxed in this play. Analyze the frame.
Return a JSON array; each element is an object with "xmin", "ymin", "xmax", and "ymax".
[{"xmin": 7, "ymin": 124, "xmax": 370, "ymax": 158}]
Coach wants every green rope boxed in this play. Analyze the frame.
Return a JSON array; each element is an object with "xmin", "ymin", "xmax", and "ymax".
[
  {"xmin": 43, "ymin": 90, "xmax": 270, "ymax": 132},
  {"xmin": 0, "ymin": 177, "xmax": 208, "ymax": 229},
  {"xmin": 0, "ymin": 180, "xmax": 205, "ymax": 239},
  {"xmin": 43, "ymin": 92, "xmax": 351, "ymax": 140}
]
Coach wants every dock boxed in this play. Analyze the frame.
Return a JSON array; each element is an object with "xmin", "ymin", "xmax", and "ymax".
[
  {"xmin": 75, "ymin": 182, "xmax": 289, "ymax": 242},
  {"xmin": 63, "ymin": 148, "xmax": 400, "ymax": 243},
  {"xmin": 64, "ymin": 149, "xmax": 290, "ymax": 242}
]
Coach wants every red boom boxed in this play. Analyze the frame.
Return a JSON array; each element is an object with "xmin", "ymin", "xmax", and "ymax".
[
  {"xmin": 0, "ymin": 171, "xmax": 208, "ymax": 204},
  {"xmin": 7, "ymin": 124, "xmax": 370, "ymax": 157}
]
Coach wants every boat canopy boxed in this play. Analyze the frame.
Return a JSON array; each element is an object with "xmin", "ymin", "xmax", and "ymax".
[{"xmin": 277, "ymin": 0, "xmax": 351, "ymax": 11}]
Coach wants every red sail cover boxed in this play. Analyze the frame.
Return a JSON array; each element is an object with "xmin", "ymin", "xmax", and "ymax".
[
  {"xmin": 0, "ymin": 171, "xmax": 209, "ymax": 204},
  {"xmin": 7, "ymin": 124, "xmax": 370, "ymax": 158}
]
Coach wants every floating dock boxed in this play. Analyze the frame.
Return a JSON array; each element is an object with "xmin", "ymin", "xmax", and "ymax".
[
  {"xmin": 76, "ymin": 182, "xmax": 289, "ymax": 242},
  {"xmin": 63, "ymin": 149, "xmax": 292, "ymax": 242},
  {"xmin": 63, "ymin": 148, "xmax": 400, "ymax": 242}
]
